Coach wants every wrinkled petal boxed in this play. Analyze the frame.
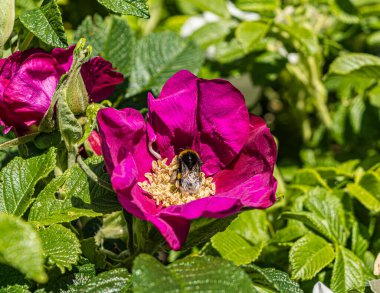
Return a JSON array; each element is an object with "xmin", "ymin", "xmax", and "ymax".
[
  {"xmin": 212, "ymin": 115, "xmax": 277, "ymax": 206},
  {"xmin": 147, "ymin": 70, "xmax": 198, "ymax": 160},
  {"xmin": 1, "ymin": 54, "xmax": 65, "ymax": 134},
  {"xmin": 196, "ymin": 78, "xmax": 250, "ymax": 175},
  {"xmin": 51, "ymin": 45, "xmax": 74, "ymax": 71},
  {"xmin": 81, "ymin": 57, "xmax": 124, "ymax": 102},
  {"xmin": 97, "ymin": 107, "xmax": 154, "ymax": 181}
]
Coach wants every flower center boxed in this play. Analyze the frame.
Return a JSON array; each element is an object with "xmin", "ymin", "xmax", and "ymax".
[{"xmin": 138, "ymin": 156, "xmax": 215, "ymax": 207}]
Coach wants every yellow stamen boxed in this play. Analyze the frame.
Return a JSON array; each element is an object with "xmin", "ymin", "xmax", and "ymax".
[{"xmin": 138, "ymin": 156, "xmax": 216, "ymax": 207}]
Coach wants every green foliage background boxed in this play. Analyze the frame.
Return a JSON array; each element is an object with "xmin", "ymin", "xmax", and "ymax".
[{"xmin": 2, "ymin": 0, "xmax": 380, "ymax": 292}]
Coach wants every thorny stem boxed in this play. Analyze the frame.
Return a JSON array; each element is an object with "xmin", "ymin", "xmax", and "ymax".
[{"xmin": 76, "ymin": 155, "xmax": 114, "ymax": 192}]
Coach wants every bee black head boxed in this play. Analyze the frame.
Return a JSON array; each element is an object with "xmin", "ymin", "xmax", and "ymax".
[{"xmin": 178, "ymin": 150, "xmax": 202, "ymax": 170}]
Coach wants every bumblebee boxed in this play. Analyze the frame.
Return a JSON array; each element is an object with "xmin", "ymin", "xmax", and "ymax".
[{"xmin": 172, "ymin": 149, "xmax": 202, "ymax": 194}]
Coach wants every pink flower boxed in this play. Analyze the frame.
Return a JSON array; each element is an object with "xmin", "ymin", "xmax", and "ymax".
[
  {"xmin": 0, "ymin": 46, "xmax": 123, "ymax": 135},
  {"xmin": 97, "ymin": 70, "xmax": 277, "ymax": 250}
]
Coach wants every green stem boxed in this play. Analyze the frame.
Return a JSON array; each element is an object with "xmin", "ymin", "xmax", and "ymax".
[
  {"xmin": 76, "ymin": 155, "xmax": 114, "ymax": 192},
  {"xmin": 19, "ymin": 31, "xmax": 34, "ymax": 51},
  {"xmin": 307, "ymin": 57, "xmax": 333, "ymax": 129},
  {"xmin": 67, "ymin": 147, "xmax": 76, "ymax": 169}
]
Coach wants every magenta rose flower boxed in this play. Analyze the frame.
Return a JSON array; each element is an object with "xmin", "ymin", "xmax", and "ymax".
[
  {"xmin": 0, "ymin": 46, "xmax": 123, "ymax": 135},
  {"xmin": 97, "ymin": 70, "xmax": 277, "ymax": 250}
]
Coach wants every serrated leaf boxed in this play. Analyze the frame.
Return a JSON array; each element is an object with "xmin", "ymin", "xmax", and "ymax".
[
  {"xmin": 39, "ymin": 224, "xmax": 81, "ymax": 273},
  {"xmin": 304, "ymin": 188, "xmax": 347, "ymax": 244},
  {"xmin": 73, "ymin": 268, "xmax": 131, "ymax": 292},
  {"xmin": 28, "ymin": 165, "xmax": 101, "ymax": 225},
  {"xmin": 245, "ymin": 264, "xmax": 303, "ymax": 293},
  {"xmin": 328, "ymin": 53, "xmax": 380, "ymax": 78},
  {"xmin": 133, "ymin": 254, "xmax": 254, "ymax": 292},
  {"xmin": 235, "ymin": 21, "xmax": 269, "ymax": 52},
  {"xmin": 103, "ymin": 16, "xmax": 135, "ymax": 76},
  {"xmin": 281, "ymin": 212, "xmax": 334, "ymax": 242},
  {"xmin": 41, "ymin": 260, "xmax": 96, "ymax": 292},
  {"xmin": 290, "ymin": 233, "xmax": 335, "ymax": 280},
  {"xmin": 0, "ymin": 148, "xmax": 56, "ymax": 216},
  {"xmin": 74, "ymin": 15, "xmax": 107, "ymax": 57},
  {"xmin": 331, "ymin": 246, "xmax": 364, "ymax": 293},
  {"xmin": 0, "ymin": 284, "xmax": 30, "ymax": 293},
  {"xmin": 0, "ymin": 214, "xmax": 46, "ymax": 283},
  {"xmin": 347, "ymin": 183, "xmax": 380, "ymax": 212},
  {"xmin": 229, "ymin": 210, "xmax": 270, "ymax": 245},
  {"xmin": 75, "ymin": 15, "xmax": 135, "ymax": 77},
  {"xmin": 127, "ymin": 32, "xmax": 204, "ymax": 97},
  {"xmin": 97, "ymin": 0, "xmax": 149, "ymax": 18},
  {"xmin": 19, "ymin": 0, "xmax": 67, "ymax": 48},
  {"xmin": 212, "ymin": 230, "xmax": 264, "ymax": 265}
]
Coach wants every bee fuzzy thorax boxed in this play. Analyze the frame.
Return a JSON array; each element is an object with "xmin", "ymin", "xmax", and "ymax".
[{"xmin": 138, "ymin": 154, "xmax": 215, "ymax": 207}]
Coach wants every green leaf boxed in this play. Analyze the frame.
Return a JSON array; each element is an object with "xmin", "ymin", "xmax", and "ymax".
[
  {"xmin": 229, "ymin": 210, "xmax": 270, "ymax": 244},
  {"xmin": 74, "ymin": 15, "xmax": 106, "ymax": 57},
  {"xmin": 133, "ymin": 254, "xmax": 254, "ymax": 292},
  {"xmin": 0, "ymin": 214, "xmax": 46, "ymax": 283},
  {"xmin": 331, "ymin": 246, "xmax": 364, "ymax": 293},
  {"xmin": 293, "ymin": 169, "xmax": 330, "ymax": 189},
  {"xmin": 0, "ymin": 264, "xmax": 27, "ymax": 288},
  {"xmin": 75, "ymin": 15, "xmax": 135, "ymax": 76},
  {"xmin": 190, "ymin": 21, "xmax": 235, "ymax": 49},
  {"xmin": 244, "ymin": 264, "xmax": 303, "ymax": 293},
  {"xmin": 103, "ymin": 16, "xmax": 135, "ymax": 76},
  {"xmin": 289, "ymin": 233, "xmax": 335, "ymax": 280},
  {"xmin": 184, "ymin": 215, "xmax": 236, "ymax": 248},
  {"xmin": 328, "ymin": 53, "xmax": 380, "ymax": 78},
  {"xmin": 0, "ymin": 284, "xmax": 30, "ymax": 293},
  {"xmin": 235, "ymin": 21, "xmax": 269, "ymax": 52},
  {"xmin": 127, "ymin": 32, "xmax": 204, "ymax": 97},
  {"xmin": 189, "ymin": 0, "xmax": 229, "ymax": 17},
  {"xmin": 0, "ymin": 148, "xmax": 56, "ymax": 216},
  {"xmin": 212, "ymin": 230, "xmax": 264, "ymax": 265},
  {"xmin": 19, "ymin": 0, "xmax": 67, "ymax": 48},
  {"xmin": 73, "ymin": 268, "xmax": 132, "ymax": 292},
  {"xmin": 304, "ymin": 188, "xmax": 347, "ymax": 244},
  {"xmin": 97, "ymin": 0, "xmax": 149, "ymax": 18},
  {"xmin": 28, "ymin": 165, "xmax": 101, "ymax": 225},
  {"xmin": 281, "ymin": 212, "xmax": 334, "ymax": 242},
  {"xmin": 57, "ymin": 83, "xmax": 83, "ymax": 149},
  {"xmin": 347, "ymin": 183, "xmax": 380, "ymax": 212},
  {"xmin": 85, "ymin": 156, "xmax": 121, "ymax": 213},
  {"xmin": 235, "ymin": 0, "xmax": 279, "ymax": 12},
  {"xmin": 39, "ymin": 224, "xmax": 81, "ymax": 273}
]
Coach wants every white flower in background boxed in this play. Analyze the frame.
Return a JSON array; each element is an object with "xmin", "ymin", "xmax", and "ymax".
[
  {"xmin": 226, "ymin": 1, "xmax": 260, "ymax": 21},
  {"xmin": 374, "ymin": 252, "xmax": 380, "ymax": 275},
  {"xmin": 312, "ymin": 282, "xmax": 334, "ymax": 293},
  {"xmin": 180, "ymin": 12, "xmax": 220, "ymax": 37},
  {"xmin": 288, "ymin": 53, "xmax": 300, "ymax": 64}
]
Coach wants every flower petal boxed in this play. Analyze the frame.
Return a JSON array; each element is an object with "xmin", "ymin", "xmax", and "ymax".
[
  {"xmin": 97, "ymin": 107, "xmax": 154, "ymax": 181},
  {"xmin": 196, "ymin": 78, "xmax": 250, "ymax": 175},
  {"xmin": 51, "ymin": 46, "xmax": 74, "ymax": 71},
  {"xmin": 212, "ymin": 115, "xmax": 277, "ymax": 206},
  {"xmin": 81, "ymin": 57, "xmax": 124, "ymax": 102},
  {"xmin": 1, "ymin": 53, "xmax": 65, "ymax": 134},
  {"xmin": 147, "ymin": 70, "xmax": 198, "ymax": 160},
  {"xmin": 159, "ymin": 115, "xmax": 277, "ymax": 234}
]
